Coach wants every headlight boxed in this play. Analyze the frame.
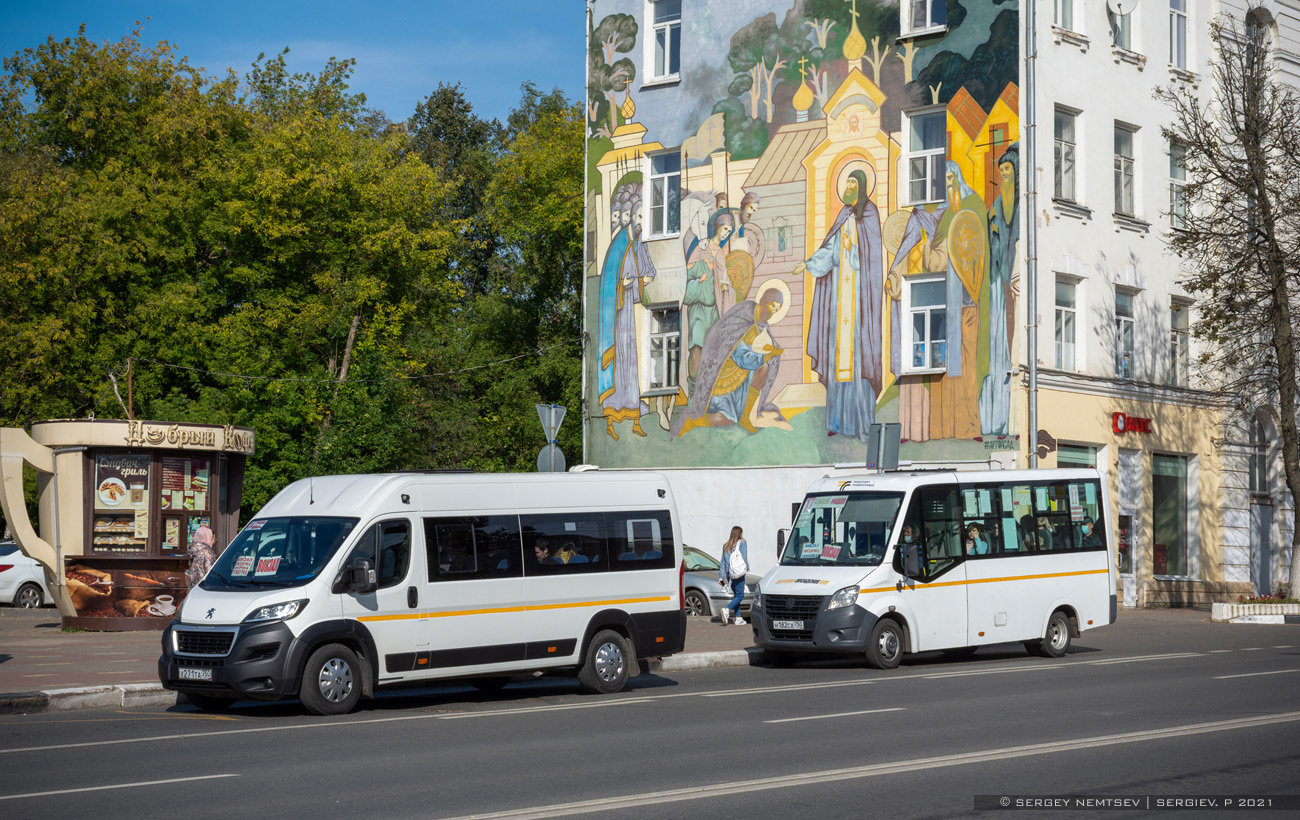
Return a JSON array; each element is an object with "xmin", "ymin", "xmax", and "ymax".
[
  {"xmin": 753, "ymin": 584, "xmax": 761, "ymax": 607},
  {"xmin": 827, "ymin": 585, "xmax": 860, "ymax": 610},
  {"xmin": 243, "ymin": 599, "xmax": 308, "ymax": 624}
]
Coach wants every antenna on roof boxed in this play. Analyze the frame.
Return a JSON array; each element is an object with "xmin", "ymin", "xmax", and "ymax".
[{"xmin": 310, "ymin": 475, "xmax": 315, "ymax": 505}]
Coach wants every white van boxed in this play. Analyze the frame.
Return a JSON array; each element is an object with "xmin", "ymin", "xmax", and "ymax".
[
  {"xmin": 752, "ymin": 469, "xmax": 1117, "ymax": 668},
  {"xmin": 158, "ymin": 471, "xmax": 687, "ymax": 714}
]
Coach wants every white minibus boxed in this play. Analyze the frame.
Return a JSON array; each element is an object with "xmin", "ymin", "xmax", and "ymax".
[
  {"xmin": 752, "ymin": 469, "xmax": 1117, "ymax": 668},
  {"xmin": 158, "ymin": 471, "xmax": 687, "ymax": 714}
]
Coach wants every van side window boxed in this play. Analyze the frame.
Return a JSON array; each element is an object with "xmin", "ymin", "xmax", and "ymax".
[
  {"xmin": 377, "ymin": 521, "xmax": 411, "ymax": 588},
  {"xmin": 899, "ymin": 487, "xmax": 962, "ymax": 579},
  {"xmin": 608, "ymin": 511, "xmax": 675, "ymax": 571},
  {"xmin": 424, "ymin": 516, "xmax": 523, "ymax": 582},
  {"xmin": 520, "ymin": 513, "xmax": 606, "ymax": 574},
  {"xmin": 968, "ymin": 478, "xmax": 1106, "ymax": 555}
]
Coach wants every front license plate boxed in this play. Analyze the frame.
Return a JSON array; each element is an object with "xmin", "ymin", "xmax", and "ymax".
[
  {"xmin": 773, "ymin": 620, "xmax": 805, "ymax": 630},
  {"xmin": 178, "ymin": 667, "xmax": 213, "ymax": 681}
]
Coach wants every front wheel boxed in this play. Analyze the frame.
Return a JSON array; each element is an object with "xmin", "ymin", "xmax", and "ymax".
[
  {"xmin": 300, "ymin": 643, "xmax": 362, "ymax": 715},
  {"xmin": 578, "ymin": 629, "xmax": 631, "ymax": 694},
  {"xmin": 684, "ymin": 590, "xmax": 711, "ymax": 617},
  {"xmin": 1037, "ymin": 611, "xmax": 1072, "ymax": 658},
  {"xmin": 15, "ymin": 583, "xmax": 43, "ymax": 609},
  {"xmin": 865, "ymin": 618, "xmax": 904, "ymax": 670}
]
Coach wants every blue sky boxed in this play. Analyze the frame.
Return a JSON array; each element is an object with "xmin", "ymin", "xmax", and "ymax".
[{"xmin": 1, "ymin": 0, "xmax": 586, "ymax": 123}]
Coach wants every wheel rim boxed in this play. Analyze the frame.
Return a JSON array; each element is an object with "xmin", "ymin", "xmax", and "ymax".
[
  {"xmin": 317, "ymin": 657, "xmax": 354, "ymax": 703},
  {"xmin": 1048, "ymin": 618, "xmax": 1067, "ymax": 651},
  {"xmin": 593, "ymin": 640, "xmax": 626, "ymax": 683},
  {"xmin": 17, "ymin": 587, "xmax": 40, "ymax": 608},
  {"xmin": 878, "ymin": 627, "xmax": 900, "ymax": 662},
  {"xmin": 685, "ymin": 593, "xmax": 707, "ymax": 616}
]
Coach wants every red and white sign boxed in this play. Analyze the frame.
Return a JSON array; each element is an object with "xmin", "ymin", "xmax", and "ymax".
[
  {"xmin": 1112, "ymin": 412, "xmax": 1152, "ymax": 434},
  {"xmin": 255, "ymin": 557, "xmax": 281, "ymax": 576},
  {"xmin": 232, "ymin": 556, "xmax": 253, "ymax": 576}
]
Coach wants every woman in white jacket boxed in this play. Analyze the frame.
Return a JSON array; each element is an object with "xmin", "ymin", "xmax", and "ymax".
[{"xmin": 718, "ymin": 526, "xmax": 749, "ymax": 626}]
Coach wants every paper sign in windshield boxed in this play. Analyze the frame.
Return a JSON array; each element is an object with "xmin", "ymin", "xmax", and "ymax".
[
  {"xmin": 247, "ymin": 520, "xmax": 266, "ymax": 531},
  {"xmin": 232, "ymin": 556, "xmax": 254, "ymax": 576},
  {"xmin": 821, "ymin": 543, "xmax": 842, "ymax": 560},
  {"xmin": 800, "ymin": 542, "xmax": 822, "ymax": 559},
  {"xmin": 255, "ymin": 557, "xmax": 281, "ymax": 576}
]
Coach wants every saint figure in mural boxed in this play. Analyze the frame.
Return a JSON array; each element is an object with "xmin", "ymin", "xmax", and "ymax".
[
  {"xmin": 980, "ymin": 144, "xmax": 1020, "ymax": 436},
  {"xmin": 682, "ymin": 210, "xmax": 734, "ymax": 393},
  {"xmin": 671, "ymin": 286, "xmax": 786, "ymax": 436},
  {"xmin": 796, "ymin": 169, "xmax": 885, "ymax": 442},
  {"xmin": 930, "ymin": 162, "xmax": 986, "ymax": 440},
  {"xmin": 598, "ymin": 184, "xmax": 655, "ymax": 440}
]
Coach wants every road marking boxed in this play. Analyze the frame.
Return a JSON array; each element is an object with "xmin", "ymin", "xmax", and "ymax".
[
  {"xmin": 1243, "ymin": 647, "xmax": 1263, "ymax": 651},
  {"xmin": 1208, "ymin": 649, "xmax": 1232, "ymax": 653},
  {"xmin": 1272, "ymin": 646, "xmax": 1293, "ymax": 649},
  {"xmin": 1213, "ymin": 669, "xmax": 1298, "ymax": 680},
  {"xmin": 764, "ymin": 707, "xmax": 904, "ymax": 724},
  {"xmin": 425, "ymin": 711, "xmax": 1300, "ymax": 820},
  {"xmin": 0, "ymin": 774, "xmax": 238, "ymax": 801},
  {"xmin": 921, "ymin": 665, "xmax": 1067, "ymax": 680},
  {"xmin": 1089, "ymin": 652, "xmax": 1202, "ymax": 665},
  {"xmin": 437, "ymin": 699, "xmax": 655, "ymax": 719},
  {"xmin": 20, "ymin": 675, "xmax": 57, "ymax": 678},
  {"xmin": 702, "ymin": 679, "xmax": 879, "ymax": 697}
]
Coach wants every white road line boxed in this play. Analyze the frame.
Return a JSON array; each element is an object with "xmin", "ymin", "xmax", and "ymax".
[
  {"xmin": 426, "ymin": 711, "xmax": 1300, "ymax": 820},
  {"xmin": 436, "ymin": 699, "xmax": 655, "ymax": 719},
  {"xmin": 1208, "ymin": 650, "xmax": 1233, "ymax": 653},
  {"xmin": 1089, "ymin": 652, "xmax": 1202, "ymax": 665},
  {"xmin": 1213, "ymin": 669, "xmax": 1298, "ymax": 680},
  {"xmin": 702, "ymin": 679, "xmax": 879, "ymax": 697},
  {"xmin": 764, "ymin": 707, "xmax": 905, "ymax": 724},
  {"xmin": 1272, "ymin": 646, "xmax": 1294, "ymax": 649},
  {"xmin": 921, "ymin": 664, "xmax": 1068, "ymax": 680},
  {"xmin": 0, "ymin": 774, "xmax": 238, "ymax": 801}
]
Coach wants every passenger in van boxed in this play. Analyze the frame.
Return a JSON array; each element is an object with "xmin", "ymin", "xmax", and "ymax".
[
  {"xmin": 1019, "ymin": 515, "xmax": 1038, "ymax": 551},
  {"xmin": 533, "ymin": 539, "xmax": 561, "ymax": 565},
  {"xmin": 557, "ymin": 541, "xmax": 590, "ymax": 564},
  {"xmin": 964, "ymin": 523, "xmax": 989, "ymax": 555},
  {"xmin": 1080, "ymin": 516, "xmax": 1102, "ymax": 548},
  {"xmin": 1036, "ymin": 517, "xmax": 1055, "ymax": 551}
]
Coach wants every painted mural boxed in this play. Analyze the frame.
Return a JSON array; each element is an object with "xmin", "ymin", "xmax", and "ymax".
[{"xmin": 586, "ymin": 0, "xmax": 1021, "ymax": 467}]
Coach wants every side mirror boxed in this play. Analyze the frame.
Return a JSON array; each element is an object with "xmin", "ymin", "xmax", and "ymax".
[
  {"xmin": 336, "ymin": 558, "xmax": 376, "ymax": 595},
  {"xmin": 902, "ymin": 544, "xmax": 922, "ymax": 579},
  {"xmin": 776, "ymin": 529, "xmax": 787, "ymax": 559}
]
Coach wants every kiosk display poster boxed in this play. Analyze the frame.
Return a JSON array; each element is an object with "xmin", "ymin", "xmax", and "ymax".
[{"xmin": 91, "ymin": 454, "xmax": 150, "ymax": 554}]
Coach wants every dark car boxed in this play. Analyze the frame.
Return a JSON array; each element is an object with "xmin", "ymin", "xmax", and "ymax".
[{"xmin": 682, "ymin": 545, "xmax": 761, "ymax": 619}]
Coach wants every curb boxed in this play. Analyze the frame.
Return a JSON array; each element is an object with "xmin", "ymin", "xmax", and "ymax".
[
  {"xmin": 0, "ymin": 683, "xmax": 177, "ymax": 715},
  {"xmin": 650, "ymin": 647, "xmax": 767, "ymax": 673}
]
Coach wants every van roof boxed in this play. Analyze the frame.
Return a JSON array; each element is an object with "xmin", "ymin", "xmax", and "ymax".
[{"xmin": 804, "ymin": 467, "xmax": 1102, "ymax": 495}]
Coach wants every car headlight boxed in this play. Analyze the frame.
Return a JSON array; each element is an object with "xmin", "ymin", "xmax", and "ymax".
[
  {"xmin": 827, "ymin": 585, "xmax": 860, "ymax": 610},
  {"xmin": 753, "ymin": 584, "xmax": 761, "ymax": 607},
  {"xmin": 243, "ymin": 599, "xmax": 308, "ymax": 624}
]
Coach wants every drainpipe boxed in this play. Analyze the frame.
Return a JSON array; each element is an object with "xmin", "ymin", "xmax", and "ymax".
[
  {"xmin": 582, "ymin": 0, "xmax": 593, "ymax": 467},
  {"xmin": 1025, "ymin": 0, "xmax": 1040, "ymax": 468}
]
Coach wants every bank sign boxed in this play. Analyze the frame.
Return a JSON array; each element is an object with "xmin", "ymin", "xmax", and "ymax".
[{"xmin": 1112, "ymin": 412, "xmax": 1153, "ymax": 434}]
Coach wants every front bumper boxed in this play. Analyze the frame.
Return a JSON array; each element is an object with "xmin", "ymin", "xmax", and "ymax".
[
  {"xmin": 751, "ymin": 594, "xmax": 881, "ymax": 655},
  {"xmin": 158, "ymin": 619, "xmax": 303, "ymax": 700}
]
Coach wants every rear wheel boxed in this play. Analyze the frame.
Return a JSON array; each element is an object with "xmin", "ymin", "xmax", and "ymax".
[
  {"xmin": 684, "ymin": 590, "xmax": 711, "ymax": 617},
  {"xmin": 578, "ymin": 629, "xmax": 630, "ymax": 694},
  {"xmin": 865, "ymin": 618, "xmax": 904, "ymax": 670},
  {"xmin": 1038, "ymin": 611, "xmax": 1072, "ymax": 658},
  {"xmin": 15, "ymin": 583, "xmax": 43, "ymax": 609},
  {"xmin": 300, "ymin": 643, "xmax": 362, "ymax": 715}
]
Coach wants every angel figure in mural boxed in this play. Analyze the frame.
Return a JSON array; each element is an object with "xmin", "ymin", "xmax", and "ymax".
[
  {"xmin": 795, "ymin": 168, "xmax": 886, "ymax": 442},
  {"xmin": 597, "ymin": 183, "xmax": 656, "ymax": 440},
  {"xmin": 980, "ymin": 144, "xmax": 1020, "ymax": 437},
  {"xmin": 682, "ymin": 208, "xmax": 734, "ymax": 394},
  {"xmin": 671, "ymin": 285, "xmax": 790, "ymax": 436}
]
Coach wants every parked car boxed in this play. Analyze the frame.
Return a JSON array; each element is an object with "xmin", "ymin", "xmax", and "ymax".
[
  {"xmin": 683, "ymin": 545, "xmax": 761, "ymax": 619},
  {"xmin": 0, "ymin": 540, "xmax": 55, "ymax": 608}
]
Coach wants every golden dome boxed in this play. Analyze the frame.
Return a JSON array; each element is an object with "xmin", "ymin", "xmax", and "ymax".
[
  {"xmin": 620, "ymin": 92, "xmax": 636, "ymax": 121},
  {"xmin": 793, "ymin": 81, "xmax": 815, "ymax": 112},
  {"xmin": 843, "ymin": 21, "xmax": 867, "ymax": 61}
]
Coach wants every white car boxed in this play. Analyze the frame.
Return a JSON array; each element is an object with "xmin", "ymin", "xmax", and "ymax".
[{"xmin": 0, "ymin": 540, "xmax": 55, "ymax": 608}]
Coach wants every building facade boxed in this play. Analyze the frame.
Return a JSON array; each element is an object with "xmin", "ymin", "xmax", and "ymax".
[{"xmin": 582, "ymin": 0, "xmax": 1295, "ymax": 603}]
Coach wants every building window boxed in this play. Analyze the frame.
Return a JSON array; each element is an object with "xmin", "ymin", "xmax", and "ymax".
[
  {"xmin": 1054, "ymin": 0, "xmax": 1075, "ymax": 31},
  {"xmin": 1110, "ymin": 9, "xmax": 1132, "ymax": 49},
  {"xmin": 905, "ymin": 0, "xmax": 947, "ymax": 34},
  {"xmin": 1055, "ymin": 279, "xmax": 1077, "ymax": 370},
  {"xmin": 647, "ymin": 151, "xmax": 680, "ymax": 237},
  {"xmin": 1114, "ymin": 125, "xmax": 1136, "ymax": 216},
  {"xmin": 1170, "ymin": 0, "xmax": 1188, "ymax": 68},
  {"xmin": 650, "ymin": 0, "xmax": 681, "ymax": 81},
  {"xmin": 1057, "ymin": 443, "xmax": 1098, "ymax": 468},
  {"xmin": 1169, "ymin": 141, "xmax": 1188, "ymax": 229},
  {"xmin": 1250, "ymin": 418, "xmax": 1269, "ymax": 495},
  {"xmin": 908, "ymin": 278, "xmax": 947, "ymax": 370},
  {"xmin": 1115, "ymin": 290, "xmax": 1135, "ymax": 379},
  {"xmin": 906, "ymin": 109, "xmax": 946, "ymax": 205},
  {"xmin": 1152, "ymin": 454, "xmax": 1189, "ymax": 576},
  {"xmin": 776, "ymin": 224, "xmax": 788, "ymax": 252},
  {"xmin": 1170, "ymin": 300, "xmax": 1190, "ymax": 386},
  {"xmin": 647, "ymin": 306, "xmax": 681, "ymax": 390},
  {"xmin": 1054, "ymin": 108, "xmax": 1078, "ymax": 202}
]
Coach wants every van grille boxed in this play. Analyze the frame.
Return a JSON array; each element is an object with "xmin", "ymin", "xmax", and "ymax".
[
  {"xmin": 175, "ymin": 628, "xmax": 237, "ymax": 657},
  {"xmin": 765, "ymin": 595, "xmax": 824, "ymax": 641}
]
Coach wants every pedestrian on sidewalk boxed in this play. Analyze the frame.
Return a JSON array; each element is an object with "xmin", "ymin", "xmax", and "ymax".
[
  {"xmin": 718, "ymin": 526, "xmax": 749, "ymax": 626},
  {"xmin": 186, "ymin": 525, "xmax": 217, "ymax": 588}
]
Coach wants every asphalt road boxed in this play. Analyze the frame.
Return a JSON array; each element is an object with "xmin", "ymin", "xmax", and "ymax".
[{"xmin": 1, "ymin": 615, "xmax": 1298, "ymax": 820}]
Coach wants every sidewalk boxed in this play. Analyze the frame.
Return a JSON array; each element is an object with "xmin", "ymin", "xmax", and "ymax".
[{"xmin": 0, "ymin": 607, "xmax": 759, "ymax": 714}]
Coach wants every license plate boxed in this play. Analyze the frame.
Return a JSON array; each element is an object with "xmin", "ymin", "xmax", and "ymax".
[
  {"xmin": 773, "ymin": 620, "xmax": 805, "ymax": 630},
  {"xmin": 178, "ymin": 667, "xmax": 213, "ymax": 681}
]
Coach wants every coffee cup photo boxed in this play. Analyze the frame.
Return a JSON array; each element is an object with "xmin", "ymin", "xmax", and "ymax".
[{"xmin": 153, "ymin": 594, "xmax": 176, "ymax": 615}]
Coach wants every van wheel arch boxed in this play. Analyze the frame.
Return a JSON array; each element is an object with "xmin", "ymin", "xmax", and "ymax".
[
  {"xmin": 580, "ymin": 609, "xmax": 634, "ymax": 665},
  {"xmin": 294, "ymin": 620, "xmax": 379, "ymax": 699}
]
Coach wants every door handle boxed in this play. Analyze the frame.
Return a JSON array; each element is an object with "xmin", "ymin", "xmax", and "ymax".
[{"xmin": 407, "ymin": 586, "xmax": 418, "ymax": 608}]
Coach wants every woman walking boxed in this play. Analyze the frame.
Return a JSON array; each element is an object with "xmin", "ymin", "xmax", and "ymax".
[{"xmin": 718, "ymin": 526, "xmax": 750, "ymax": 626}]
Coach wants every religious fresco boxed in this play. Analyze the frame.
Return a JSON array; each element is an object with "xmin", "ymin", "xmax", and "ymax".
[{"xmin": 585, "ymin": 0, "xmax": 1021, "ymax": 467}]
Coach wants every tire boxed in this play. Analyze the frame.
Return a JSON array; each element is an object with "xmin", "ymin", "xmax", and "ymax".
[
  {"xmin": 766, "ymin": 650, "xmax": 796, "ymax": 668},
  {"xmin": 15, "ymin": 583, "xmax": 43, "ymax": 609},
  {"xmin": 941, "ymin": 646, "xmax": 978, "ymax": 659},
  {"xmin": 300, "ymin": 643, "xmax": 362, "ymax": 716},
  {"xmin": 184, "ymin": 692, "xmax": 235, "ymax": 711},
  {"xmin": 865, "ymin": 618, "xmax": 904, "ymax": 670},
  {"xmin": 684, "ymin": 590, "xmax": 711, "ymax": 617},
  {"xmin": 1038, "ymin": 610, "xmax": 1072, "ymax": 658},
  {"xmin": 577, "ymin": 629, "xmax": 631, "ymax": 695},
  {"xmin": 470, "ymin": 677, "xmax": 511, "ymax": 692}
]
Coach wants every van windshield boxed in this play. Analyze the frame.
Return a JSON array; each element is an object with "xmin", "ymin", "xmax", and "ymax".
[
  {"xmin": 202, "ymin": 517, "xmax": 359, "ymax": 590},
  {"xmin": 781, "ymin": 493, "xmax": 904, "ymax": 567}
]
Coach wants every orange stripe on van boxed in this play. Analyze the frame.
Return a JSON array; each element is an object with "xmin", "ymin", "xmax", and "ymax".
[
  {"xmin": 356, "ymin": 595, "xmax": 672, "ymax": 623},
  {"xmin": 860, "ymin": 567, "xmax": 1109, "ymax": 595}
]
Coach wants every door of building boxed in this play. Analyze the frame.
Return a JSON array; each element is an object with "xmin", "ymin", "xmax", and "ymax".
[
  {"xmin": 1117, "ymin": 448, "xmax": 1143, "ymax": 607},
  {"xmin": 1252, "ymin": 501, "xmax": 1273, "ymax": 597}
]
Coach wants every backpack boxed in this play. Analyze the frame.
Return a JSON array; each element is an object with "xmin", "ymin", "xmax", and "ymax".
[{"xmin": 728, "ymin": 545, "xmax": 748, "ymax": 578}]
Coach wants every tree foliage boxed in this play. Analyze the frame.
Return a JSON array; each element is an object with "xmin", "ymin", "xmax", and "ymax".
[{"xmin": 1157, "ymin": 11, "xmax": 1300, "ymax": 597}]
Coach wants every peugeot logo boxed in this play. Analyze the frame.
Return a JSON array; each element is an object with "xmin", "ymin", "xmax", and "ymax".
[{"xmin": 206, "ymin": 608, "xmax": 215, "ymax": 619}]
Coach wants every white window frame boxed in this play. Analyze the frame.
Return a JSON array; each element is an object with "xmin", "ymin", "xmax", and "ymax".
[
  {"xmin": 1170, "ymin": 0, "xmax": 1188, "ymax": 69},
  {"xmin": 1054, "ymin": 0, "xmax": 1075, "ymax": 31},
  {"xmin": 1054, "ymin": 107, "xmax": 1079, "ymax": 203},
  {"xmin": 1055, "ymin": 278, "xmax": 1078, "ymax": 371},
  {"xmin": 905, "ymin": 276, "xmax": 948, "ymax": 372},
  {"xmin": 1114, "ymin": 124, "xmax": 1137, "ymax": 217},
  {"xmin": 1169, "ymin": 141, "xmax": 1188, "ymax": 229},
  {"xmin": 905, "ymin": 108, "xmax": 946, "ymax": 206},
  {"xmin": 1115, "ymin": 289, "xmax": 1136, "ymax": 379},
  {"xmin": 902, "ymin": 0, "xmax": 948, "ymax": 37},
  {"xmin": 646, "ymin": 0, "xmax": 681, "ymax": 84},
  {"xmin": 646, "ymin": 150, "xmax": 681, "ymax": 238},
  {"xmin": 1170, "ymin": 299, "xmax": 1191, "ymax": 386},
  {"xmin": 645, "ymin": 303, "xmax": 682, "ymax": 393}
]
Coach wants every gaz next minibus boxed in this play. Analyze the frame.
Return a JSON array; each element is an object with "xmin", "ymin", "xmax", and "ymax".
[
  {"xmin": 159, "ymin": 471, "xmax": 687, "ymax": 714},
  {"xmin": 751, "ymin": 469, "xmax": 1117, "ymax": 668}
]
